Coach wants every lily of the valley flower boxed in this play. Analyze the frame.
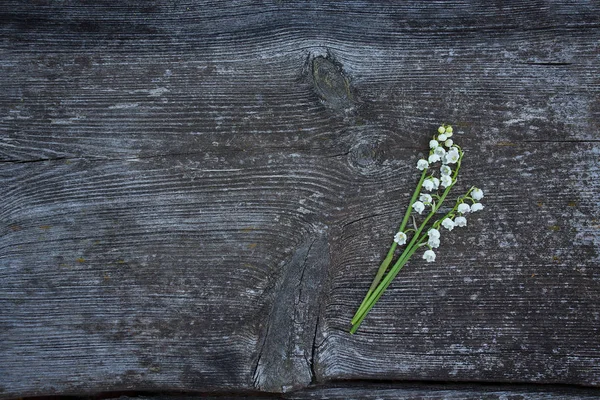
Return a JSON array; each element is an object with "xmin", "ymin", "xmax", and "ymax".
[
  {"xmin": 417, "ymin": 159, "xmax": 429, "ymax": 170},
  {"xmin": 428, "ymin": 228, "xmax": 440, "ymax": 239},
  {"xmin": 454, "ymin": 216, "xmax": 467, "ymax": 227},
  {"xmin": 471, "ymin": 203, "xmax": 484, "ymax": 212},
  {"xmin": 445, "ymin": 148, "xmax": 460, "ymax": 164},
  {"xmin": 422, "ymin": 178, "xmax": 435, "ymax": 191},
  {"xmin": 394, "ymin": 231, "xmax": 407, "ymax": 245},
  {"xmin": 428, "ymin": 236, "xmax": 440, "ymax": 248},
  {"xmin": 412, "ymin": 201, "xmax": 425, "ymax": 214},
  {"xmin": 423, "ymin": 249, "xmax": 436, "ymax": 262},
  {"xmin": 442, "ymin": 218, "xmax": 455, "ymax": 231},
  {"xmin": 350, "ymin": 123, "xmax": 484, "ymax": 334},
  {"xmin": 419, "ymin": 193, "xmax": 433, "ymax": 204},
  {"xmin": 457, "ymin": 203, "xmax": 471, "ymax": 214},
  {"xmin": 428, "ymin": 154, "xmax": 441, "ymax": 164},
  {"xmin": 441, "ymin": 175, "xmax": 453, "ymax": 188}
]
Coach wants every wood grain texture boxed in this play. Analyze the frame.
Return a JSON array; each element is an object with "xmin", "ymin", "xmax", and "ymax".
[
  {"xmin": 120, "ymin": 383, "xmax": 600, "ymax": 399},
  {"xmin": 286, "ymin": 383, "xmax": 600, "ymax": 400},
  {"xmin": 1, "ymin": 0, "xmax": 600, "ymax": 397}
]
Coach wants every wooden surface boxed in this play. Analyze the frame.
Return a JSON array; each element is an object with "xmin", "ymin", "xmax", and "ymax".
[
  {"xmin": 121, "ymin": 383, "xmax": 600, "ymax": 399},
  {"xmin": 1, "ymin": 1, "xmax": 600, "ymax": 398}
]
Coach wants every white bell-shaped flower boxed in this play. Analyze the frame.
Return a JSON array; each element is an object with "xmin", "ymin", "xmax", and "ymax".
[
  {"xmin": 412, "ymin": 201, "xmax": 425, "ymax": 214},
  {"xmin": 423, "ymin": 249, "xmax": 436, "ymax": 262},
  {"xmin": 441, "ymin": 175, "xmax": 453, "ymax": 188},
  {"xmin": 457, "ymin": 203, "xmax": 471, "ymax": 214},
  {"xmin": 423, "ymin": 250, "xmax": 435, "ymax": 262},
  {"xmin": 471, "ymin": 203, "xmax": 484, "ymax": 212},
  {"xmin": 394, "ymin": 231, "xmax": 407, "ymax": 245},
  {"xmin": 445, "ymin": 149, "xmax": 460, "ymax": 164},
  {"xmin": 442, "ymin": 218, "xmax": 455, "ymax": 231},
  {"xmin": 454, "ymin": 216, "xmax": 467, "ymax": 227},
  {"xmin": 417, "ymin": 159, "xmax": 429, "ymax": 170},
  {"xmin": 422, "ymin": 179, "xmax": 435, "ymax": 191},
  {"xmin": 428, "ymin": 154, "xmax": 441, "ymax": 164},
  {"xmin": 428, "ymin": 237, "xmax": 440, "ymax": 248},
  {"xmin": 419, "ymin": 193, "xmax": 433, "ymax": 204},
  {"xmin": 428, "ymin": 228, "xmax": 440, "ymax": 240}
]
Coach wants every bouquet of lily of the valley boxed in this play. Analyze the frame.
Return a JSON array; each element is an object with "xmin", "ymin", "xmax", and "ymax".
[{"xmin": 350, "ymin": 125, "xmax": 484, "ymax": 334}]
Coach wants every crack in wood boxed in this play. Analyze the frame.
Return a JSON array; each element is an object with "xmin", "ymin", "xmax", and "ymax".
[
  {"xmin": 341, "ymin": 212, "xmax": 387, "ymax": 231},
  {"xmin": 296, "ymin": 238, "xmax": 316, "ymax": 308},
  {"xmin": 252, "ymin": 317, "xmax": 271, "ymax": 389},
  {"xmin": 309, "ymin": 310, "xmax": 321, "ymax": 385},
  {"xmin": 252, "ymin": 230, "xmax": 329, "ymax": 393},
  {"xmin": 523, "ymin": 61, "xmax": 574, "ymax": 66}
]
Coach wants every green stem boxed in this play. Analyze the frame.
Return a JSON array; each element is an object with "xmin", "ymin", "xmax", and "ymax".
[
  {"xmin": 398, "ymin": 169, "xmax": 430, "ymax": 236},
  {"xmin": 350, "ymin": 168, "xmax": 428, "ymax": 325},
  {"xmin": 350, "ymin": 238, "xmax": 422, "ymax": 334},
  {"xmin": 351, "ymin": 207, "xmax": 437, "ymax": 331},
  {"xmin": 350, "ymin": 152, "xmax": 466, "ymax": 333},
  {"xmin": 350, "ymin": 190, "xmax": 471, "ymax": 333}
]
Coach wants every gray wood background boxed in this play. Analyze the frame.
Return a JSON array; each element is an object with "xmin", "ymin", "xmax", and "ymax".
[{"xmin": 1, "ymin": 1, "xmax": 599, "ymax": 398}]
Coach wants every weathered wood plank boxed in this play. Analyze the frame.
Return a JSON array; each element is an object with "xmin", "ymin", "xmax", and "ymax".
[
  {"xmin": 285, "ymin": 383, "xmax": 598, "ymax": 400},
  {"xmin": 119, "ymin": 384, "xmax": 600, "ymax": 400},
  {"xmin": 2, "ymin": 140, "xmax": 599, "ymax": 395},
  {"xmin": 1, "ymin": 0, "xmax": 600, "ymax": 398},
  {"xmin": 1, "ymin": 2, "xmax": 599, "ymax": 162},
  {"xmin": 0, "ymin": 152, "xmax": 341, "ymax": 396},
  {"xmin": 286, "ymin": 384, "xmax": 600, "ymax": 399},
  {"xmin": 317, "ymin": 140, "xmax": 600, "ymax": 386}
]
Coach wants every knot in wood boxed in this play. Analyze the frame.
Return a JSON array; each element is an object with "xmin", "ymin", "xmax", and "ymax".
[{"xmin": 311, "ymin": 55, "xmax": 354, "ymax": 112}]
